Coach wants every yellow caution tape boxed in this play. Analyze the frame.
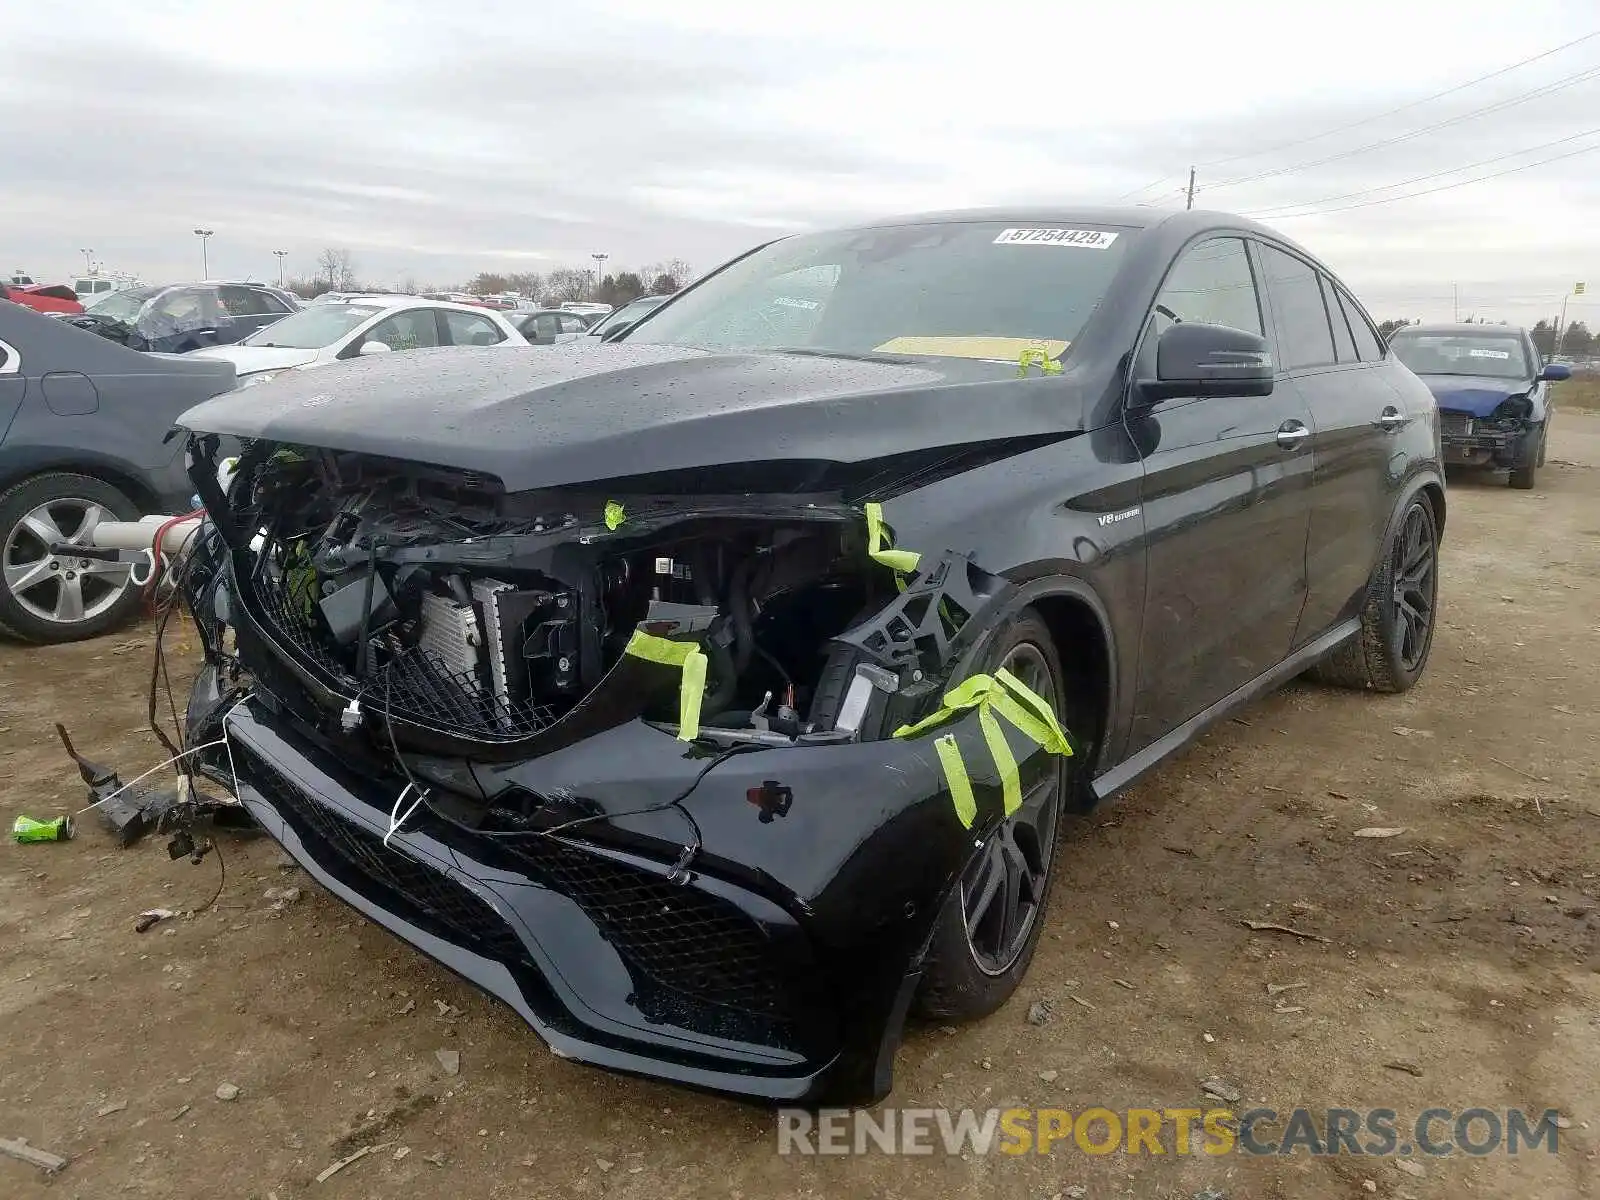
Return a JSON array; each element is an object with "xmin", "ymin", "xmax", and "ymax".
[
  {"xmin": 624, "ymin": 629, "xmax": 707, "ymax": 741},
  {"xmin": 1017, "ymin": 346, "xmax": 1063, "ymax": 378},
  {"xmin": 894, "ymin": 668, "xmax": 1072, "ymax": 828},
  {"xmin": 604, "ymin": 501, "xmax": 626, "ymax": 531},
  {"xmin": 864, "ymin": 502, "xmax": 920, "ymax": 593}
]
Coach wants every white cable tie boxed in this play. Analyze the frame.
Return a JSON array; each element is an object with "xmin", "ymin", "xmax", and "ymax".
[{"xmin": 384, "ymin": 782, "xmax": 426, "ymax": 848}]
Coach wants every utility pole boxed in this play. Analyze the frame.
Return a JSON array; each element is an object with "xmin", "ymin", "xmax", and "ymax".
[
  {"xmin": 193, "ymin": 228, "xmax": 214, "ymax": 279},
  {"xmin": 591, "ymin": 253, "xmax": 609, "ymax": 298},
  {"xmin": 272, "ymin": 249, "xmax": 288, "ymax": 287},
  {"xmin": 1185, "ymin": 167, "xmax": 1196, "ymax": 211},
  {"xmin": 1452, "ymin": 283, "xmax": 1459, "ymax": 323}
]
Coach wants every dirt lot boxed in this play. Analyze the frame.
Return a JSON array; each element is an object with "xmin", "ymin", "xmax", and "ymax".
[{"xmin": 3, "ymin": 415, "xmax": 1598, "ymax": 1200}]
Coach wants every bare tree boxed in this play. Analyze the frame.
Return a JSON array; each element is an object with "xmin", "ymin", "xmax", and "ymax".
[
  {"xmin": 506, "ymin": 271, "xmax": 544, "ymax": 299},
  {"xmin": 316, "ymin": 247, "xmax": 358, "ymax": 291},
  {"xmin": 543, "ymin": 268, "xmax": 590, "ymax": 304}
]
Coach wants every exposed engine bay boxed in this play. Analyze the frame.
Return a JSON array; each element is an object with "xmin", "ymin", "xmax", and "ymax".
[{"xmin": 194, "ymin": 439, "xmax": 999, "ymax": 759}]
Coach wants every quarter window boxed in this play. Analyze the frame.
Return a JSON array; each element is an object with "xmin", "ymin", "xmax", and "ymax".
[
  {"xmin": 219, "ymin": 285, "xmax": 283, "ymax": 317},
  {"xmin": 1335, "ymin": 288, "xmax": 1384, "ymax": 361},
  {"xmin": 1259, "ymin": 245, "xmax": 1336, "ymax": 370}
]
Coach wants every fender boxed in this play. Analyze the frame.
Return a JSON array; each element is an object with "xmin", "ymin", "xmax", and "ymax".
[{"xmin": 1374, "ymin": 470, "xmax": 1447, "ymax": 574}]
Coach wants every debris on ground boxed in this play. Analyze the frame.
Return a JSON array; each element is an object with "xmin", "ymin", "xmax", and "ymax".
[
  {"xmin": 1192, "ymin": 1187, "xmax": 1228, "ymax": 1200},
  {"xmin": 94, "ymin": 1099, "xmax": 127, "ymax": 1117},
  {"xmin": 0, "ymin": 1135, "xmax": 68, "ymax": 1174},
  {"xmin": 595, "ymin": 1157, "xmax": 614, "ymax": 1172},
  {"xmin": 12, "ymin": 814, "xmax": 74, "ymax": 843},
  {"xmin": 1200, "ymin": 1077, "xmax": 1242, "ymax": 1104},
  {"xmin": 434, "ymin": 1049, "xmax": 461, "ymax": 1077},
  {"xmin": 1241, "ymin": 920, "xmax": 1332, "ymax": 943},
  {"xmin": 171, "ymin": 1104, "xmax": 191, "ymax": 1121},
  {"xmin": 422, "ymin": 1152, "xmax": 446, "ymax": 1166},
  {"xmin": 135, "ymin": 908, "xmax": 179, "ymax": 933},
  {"xmin": 1202, "ymin": 1032, "xmax": 1215, "ymax": 1043},
  {"xmin": 215, "ymin": 1082, "xmax": 240, "ymax": 1101},
  {"xmin": 1039, "ymin": 1069, "xmax": 1059, "ymax": 1082},
  {"xmin": 1026, "ymin": 1000, "xmax": 1054, "ymax": 1026},
  {"xmin": 263, "ymin": 886, "xmax": 302, "ymax": 911},
  {"xmin": 393, "ymin": 1146, "xmax": 411, "ymax": 1160},
  {"xmin": 1069, "ymin": 994, "xmax": 1095, "ymax": 1010},
  {"xmin": 396, "ymin": 998, "xmax": 416, "ymax": 1015},
  {"xmin": 1267, "ymin": 981, "xmax": 1309, "ymax": 996},
  {"xmin": 314, "ymin": 1142, "xmax": 391, "ymax": 1184},
  {"xmin": 1113, "ymin": 978, "xmax": 1135, "ymax": 990},
  {"xmin": 1392, "ymin": 1158, "xmax": 1426, "ymax": 1178},
  {"xmin": 434, "ymin": 1000, "xmax": 462, "ymax": 1019},
  {"xmin": 1354, "ymin": 827, "xmax": 1409, "ymax": 838},
  {"xmin": 1383, "ymin": 1061, "xmax": 1424, "ymax": 1077}
]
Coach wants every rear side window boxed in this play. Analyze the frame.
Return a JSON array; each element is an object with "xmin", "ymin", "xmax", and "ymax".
[
  {"xmin": 442, "ymin": 310, "xmax": 504, "ymax": 346},
  {"xmin": 219, "ymin": 286, "xmax": 285, "ymax": 316},
  {"xmin": 1323, "ymin": 277, "xmax": 1359, "ymax": 363},
  {"xmin": 1335, "ymin": 288, "xmax": 1384, "ymax": 361},
  {"xmin": 1259, "ymin": 245, "xmax": 1335, "ymax": 370}
]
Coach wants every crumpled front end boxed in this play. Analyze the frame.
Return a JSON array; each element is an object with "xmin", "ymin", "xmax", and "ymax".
[
  {"xmin": 1438, "ymin": 401, "xmax": 1539, "ymax": 469},
  {"xmin": 177, "ymin": 433, "xmax": 1056, "ymax": 1104}
]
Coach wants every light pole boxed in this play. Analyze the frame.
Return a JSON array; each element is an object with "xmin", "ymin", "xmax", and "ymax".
[
  {"xmin": 193, "ymin": 228, "xmax": 214, "ymax": 278},
  {"xmin": 79, "ymin": 248, "xmax": 94, "ymax": 273},
  {"xmin": 272, "ymin": 250, "xmax": 288, "ymax": 287},
  {"xmin": 591, "ymin": 253, "xmax": 608, "ymax": 298}
]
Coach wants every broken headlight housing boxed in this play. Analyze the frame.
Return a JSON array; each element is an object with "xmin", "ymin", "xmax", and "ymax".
[{"xmin": 1490, "ymin": 395, "xmax": 1532, "ymax": 429}]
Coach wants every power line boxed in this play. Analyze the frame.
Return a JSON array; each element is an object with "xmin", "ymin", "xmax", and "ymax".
[
  {"xmin": 1205, "ymin": 62, "xmax": 1600, "ymax": 191},
  {"xmin": 1112, "ymin": 30, "xmax": 1600, "ymax": 203},
  {"xmin": 1199, "ymin": 30, "xmax": 1600, "ymax": 169},
  {"xmin": 1246, "ymin": 126, "xmax": 1600, "ymax": 216},
  {"xmin": 1263, "ymin": 140, "xmax": 1600, "ymax": 218}
]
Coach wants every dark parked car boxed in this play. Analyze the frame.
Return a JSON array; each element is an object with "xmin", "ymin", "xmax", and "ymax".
[
  {"xmin": 0, "ymin": 303, "xmax": 236, "ymax": 643},
  {"xmin": 505, "ymin": 308, "xmax": 592, "ymax": 345},
  {"xmin": 1387, "ymin": 322, "xmax": 1569, "ymax": 489},
  {"xmin": 174, "ymin": 207, "xmax": 1443, "ymax": 1105},
  {"xmin": 64, "ymin": 282, "xmax": 298, "ymax": 354}
]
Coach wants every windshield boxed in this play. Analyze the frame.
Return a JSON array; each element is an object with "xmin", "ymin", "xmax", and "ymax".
[
  {"xmin": 589, "ymin": 296, "xmax": 664, "ymax": 335},
  {"xmin": 622, "ymin": 221, "xmax": 1130, "ymax": 364},
  {"xmin": 243, "ymin": 303, "xmax": 382, "ymax": 348},
  {"xmin": 1390, "ymin": 332, "xmax": 1532, "ymax": 381},
  {"xmin": 85, "ymin": 286, "xmax": 159, "ymax": 323}
]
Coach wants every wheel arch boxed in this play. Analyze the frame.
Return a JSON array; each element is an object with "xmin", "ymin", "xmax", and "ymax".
[{"xmin": 0, "ymin": 457, "xmax": 162, "ymax": 515}]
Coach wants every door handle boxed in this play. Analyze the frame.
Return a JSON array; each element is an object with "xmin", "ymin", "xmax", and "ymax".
[
  {"xmin": 1376, "ymin": 407, "xmax": 1407, "ymax": 431},
  {"xmin": 1275, "ymin": 421, "xmax": 1311, "ymax": 450}
]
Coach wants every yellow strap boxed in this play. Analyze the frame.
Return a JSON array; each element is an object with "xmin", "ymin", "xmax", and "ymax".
[
  {"xmin": 864, "ymin": 502, "xmax": 921, "ymax": 576},
  {"xmin": 893, "ymin": 668, "xmax": 1073, "ymax": 823},
  {"xmin": 934, "ymin": 734, "xmax": 977, "ymax": 828},
  {"xmin": 624, "ymin": 630, "xmax": 707, "ymax": 741},
  {"xmin": 604, "ymin": 501, "xmax": 626, "ymax": 531}
]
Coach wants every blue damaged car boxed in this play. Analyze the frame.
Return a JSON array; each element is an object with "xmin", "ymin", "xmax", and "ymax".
[{"xmin": 1388, "ymin": 322, "xmax": 1570, "ymax": 489}]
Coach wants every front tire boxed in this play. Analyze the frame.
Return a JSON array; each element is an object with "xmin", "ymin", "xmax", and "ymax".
[
  {"xmin": 0, "ymin": 473, "xmax": 143, "ymax": 644},
  {"xmin": 914, "ymin": 611, "xmax": 1071, "ymax": 1021},
  {"xmin": 1509, "ymin": 427, "xmax": 1542, "ymax": 490},
  {"xmin": 1310, "ymin": 495, "xmax": 1439, "ymax": 694}
]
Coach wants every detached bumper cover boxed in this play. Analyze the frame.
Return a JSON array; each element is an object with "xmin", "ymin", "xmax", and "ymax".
[{"xmin": 189, "ymin": 660, "xmax": 991, "ymax": 1105}]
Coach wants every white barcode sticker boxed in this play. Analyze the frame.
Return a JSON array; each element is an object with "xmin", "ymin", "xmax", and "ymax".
[{"xmin": 993, "ymin": 228, "xmax": 1118, "ymax": 249}]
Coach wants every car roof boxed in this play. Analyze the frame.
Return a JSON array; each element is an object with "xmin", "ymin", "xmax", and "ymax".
[{"xmin": 1394, "ymin": 322, "xmax": 1529, "ymax": 337}]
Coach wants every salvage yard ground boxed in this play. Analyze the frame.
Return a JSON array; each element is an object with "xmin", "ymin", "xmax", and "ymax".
[{"xmin": 3, "ymin": 417, "xmax": 1599, "ymax": 1200}]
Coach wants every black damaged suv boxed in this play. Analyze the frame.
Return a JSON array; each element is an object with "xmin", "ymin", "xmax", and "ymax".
[{"xmin": 175, "ymin": 207, "xmax": 1443, "ymax": 1104}]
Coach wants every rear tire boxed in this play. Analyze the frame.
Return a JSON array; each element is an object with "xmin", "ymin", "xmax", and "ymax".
[
  {"xmin": 1310, "ymin": 496, "xmax": 1439, "ymax": 694},
  {"xmin": 0, "ymin": 473, "xmax": 143, "ymax": 644},
  {"xmin": 914, "ymin": 610, "xmax": 1072, "ymax": 1021}
]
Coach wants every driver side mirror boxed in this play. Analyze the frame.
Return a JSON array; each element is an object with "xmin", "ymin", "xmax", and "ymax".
[
  {"xmin": 358, "ymin": 340, "xmax": 392, "ymax": 356},
  {"xmin": 1140, "ymin": 323, "xmax": 1274, "ymax": 402},
  {"xmin": 1540, "ymin": 362, "xmax": 1572, "ymax": 382}
]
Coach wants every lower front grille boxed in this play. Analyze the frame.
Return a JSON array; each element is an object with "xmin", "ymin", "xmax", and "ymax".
[
  {"xmin": 1440, "ymin": 413, "xmax": 1475, "ymax": 438},
  {"xmin": 237, "ymin": 746, "xmax": 531, "ymax": 967}
]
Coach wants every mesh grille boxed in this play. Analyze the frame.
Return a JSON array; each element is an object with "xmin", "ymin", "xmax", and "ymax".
[
  {"xmin": 1439, "ymin": 413, "xmax": 1475, "ymax": 438},
  {"xmin": 494, "ymin": 832, "xmax": 805, "ymax": 1024},
  {"xmin": 239, "ymin": 747, "xmax": 531, "ymax": 966},
  {"xmin": 243, "ymin": 558, "xmax": 562, "ymax": 740}
]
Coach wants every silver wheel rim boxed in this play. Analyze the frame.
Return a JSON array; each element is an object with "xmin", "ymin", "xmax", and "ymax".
[
  {"xmin": 3, "ymin": 498, "xmax": 132, "ymax": 625},
  {"xmin": 959, "ymin": 641, "xmax": 1064, "ymax": 977}
]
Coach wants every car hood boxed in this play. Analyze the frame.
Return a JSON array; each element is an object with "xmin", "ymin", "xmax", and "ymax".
[
  {"xmin": 175, "ymin": 342, "xmax": 1091, "ymax": 491},
  {"xmin": 186, "ymin": 345, "xmax": 321, "ymax": 374},
  {"xmin": 1418, "ymin": 374, "xmax": 1527, "ymax": 418}
]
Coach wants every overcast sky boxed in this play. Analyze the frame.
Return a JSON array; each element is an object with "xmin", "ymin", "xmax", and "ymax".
[{"xmin": 7, "ymin": 0, "xmax": 1598, "ymax": 325}]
